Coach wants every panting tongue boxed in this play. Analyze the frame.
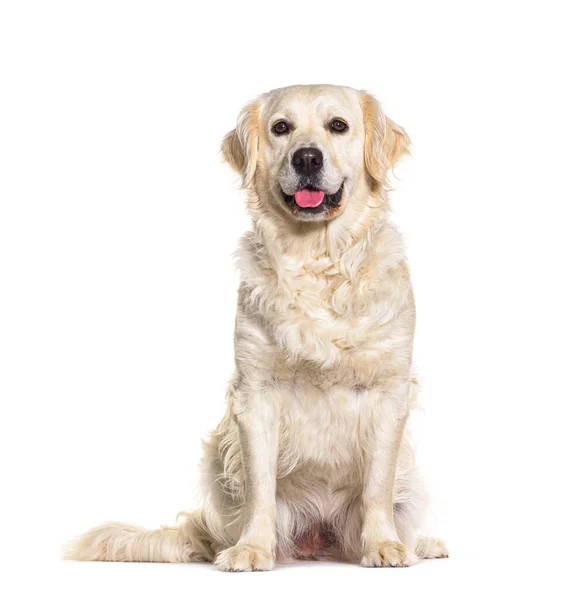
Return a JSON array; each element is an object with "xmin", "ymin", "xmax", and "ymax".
[{"xmin": 294, "ymin": 189, "xmax": 325, "ymax": 208}]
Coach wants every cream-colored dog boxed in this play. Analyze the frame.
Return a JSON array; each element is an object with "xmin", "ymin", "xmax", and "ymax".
[{"xmin": 66, "ymin": 84, "xmax": 447, "ymax": 571}]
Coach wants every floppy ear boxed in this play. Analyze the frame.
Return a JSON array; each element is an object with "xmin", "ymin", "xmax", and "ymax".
[
  {"xmin": 361, "ymin": 92, "xmax": 411, "ymax": 186},
  {"xmin": 221, "ymin": 100, "xmax": 261, "ymax": 189}
]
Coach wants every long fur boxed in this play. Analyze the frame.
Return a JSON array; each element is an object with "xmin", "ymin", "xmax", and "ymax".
[{"xmin": 65, "ymin": 85, "xmax": 446, "ymax": 570}]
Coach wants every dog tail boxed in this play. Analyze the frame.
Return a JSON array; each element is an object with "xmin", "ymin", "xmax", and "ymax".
[{"xmin": 63, "ymin": 512, "xmax": 211, "ymax": 563}]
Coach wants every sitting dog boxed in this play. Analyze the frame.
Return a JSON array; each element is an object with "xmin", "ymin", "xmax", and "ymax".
[{"xmin": 66, "ymin": 84, "xmax": 448, "ymax": 571}]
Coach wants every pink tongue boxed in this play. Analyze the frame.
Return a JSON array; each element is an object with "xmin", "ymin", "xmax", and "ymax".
[{"xmin": 294, "ymin": 189, "xmax": 325, "ymax": 208}]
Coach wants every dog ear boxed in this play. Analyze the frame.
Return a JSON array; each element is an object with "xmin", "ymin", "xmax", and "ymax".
[
  {"xmin": 221, "ymin": 100, "xmax": 261, "ymax": 189},
  {"xmin": 361, "ymin": 92, "xmax": 410, "ymax": 186}
]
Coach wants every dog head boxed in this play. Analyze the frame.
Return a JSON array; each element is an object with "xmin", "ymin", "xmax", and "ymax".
[{"xmin": 222, "ymin": 85, "xmax": 409, "ymax": 222}]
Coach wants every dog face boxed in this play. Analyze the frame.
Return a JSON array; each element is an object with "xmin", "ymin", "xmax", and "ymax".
[{"xmin": 222, "ymin": 85, "xmax": 410, "ymax": 223}]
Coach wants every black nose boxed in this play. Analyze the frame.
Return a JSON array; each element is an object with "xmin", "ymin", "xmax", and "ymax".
[{"xmin": 292, "ymin": 147, "xmax": 323, "ymax": 176}]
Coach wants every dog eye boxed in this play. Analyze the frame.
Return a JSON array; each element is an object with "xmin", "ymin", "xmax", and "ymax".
[
  {"xmin": 329, "ymin": 119, "xmax": 349, "ymax": 134},
  {"xmin": 272, "ymin": 120, "xmax": 291, "ymax": 135}
]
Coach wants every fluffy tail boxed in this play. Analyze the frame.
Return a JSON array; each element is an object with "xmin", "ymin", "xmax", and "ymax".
[{"xmin": 64, "ymin": 512, "xmax": 212, "ymax": 563}]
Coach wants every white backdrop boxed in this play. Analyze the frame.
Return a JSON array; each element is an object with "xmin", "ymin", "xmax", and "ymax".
[{"xmin": 1, "ymin": 1, "xmax": 576, "ymax": 598}]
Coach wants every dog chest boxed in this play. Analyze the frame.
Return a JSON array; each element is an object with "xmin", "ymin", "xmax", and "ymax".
[{"xmin": 276, "ymin": 383, "xmax": 370, "ymax": 476}]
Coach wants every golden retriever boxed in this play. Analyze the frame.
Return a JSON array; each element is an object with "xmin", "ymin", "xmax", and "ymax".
[{"xmin": 65, "ymin": 84, "xmax": 447, "ymax": 570}]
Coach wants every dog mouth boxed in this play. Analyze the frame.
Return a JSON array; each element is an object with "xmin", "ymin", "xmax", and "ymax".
[{"xmin": 282, "ymin": 184, "xmax": 344, "ymax": 214}]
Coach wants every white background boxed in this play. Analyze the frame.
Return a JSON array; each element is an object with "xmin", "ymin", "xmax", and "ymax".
[{"xmin": 1, "ymin": 1, "xmax": 576, "ymax": 598}]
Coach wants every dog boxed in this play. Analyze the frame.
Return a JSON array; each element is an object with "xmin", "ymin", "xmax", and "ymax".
[{"xmin": 65, "ymin": 84, "xmax": 448, "ymax": 571}]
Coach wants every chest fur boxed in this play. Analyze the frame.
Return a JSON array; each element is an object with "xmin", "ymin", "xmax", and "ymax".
[
  {"xmin": 235, "ymin": 226, "xmax": 415, "ymax": 393},
  {"xmin": 276, "ymin": 383, "xmax": 367, "ymax": 478}
]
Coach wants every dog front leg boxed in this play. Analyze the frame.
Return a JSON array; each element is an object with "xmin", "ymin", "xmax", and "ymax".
[
  {"xmin": 215, "ymin": 384, "xmax": 279, "ymax": 572},
  {"xmin": 360, "ymin": 380, "xmax": 416, "ymax": 567}
]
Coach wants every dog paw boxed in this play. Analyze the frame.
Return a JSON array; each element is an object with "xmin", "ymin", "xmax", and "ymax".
[
  {"xmin": 215, "ymin": 543, "xmax": 275, "ymax": 572},
  {"xmin": 416, "ymin": 536, "xmax": 449, "ymax": 559},
  {"xmin": 361, "ymin": 541, "xmax": 416, "ymax": 568}
]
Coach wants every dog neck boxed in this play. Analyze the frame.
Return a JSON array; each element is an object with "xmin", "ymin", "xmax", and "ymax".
[{"xmin": 246, "ymin": 185, "xmax": 392, "ymax": 281}]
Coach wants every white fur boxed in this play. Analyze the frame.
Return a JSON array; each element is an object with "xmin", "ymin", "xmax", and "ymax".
[{"xmin": 64, "ymin": 85, "xmax": 447, "ymax": 571}]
